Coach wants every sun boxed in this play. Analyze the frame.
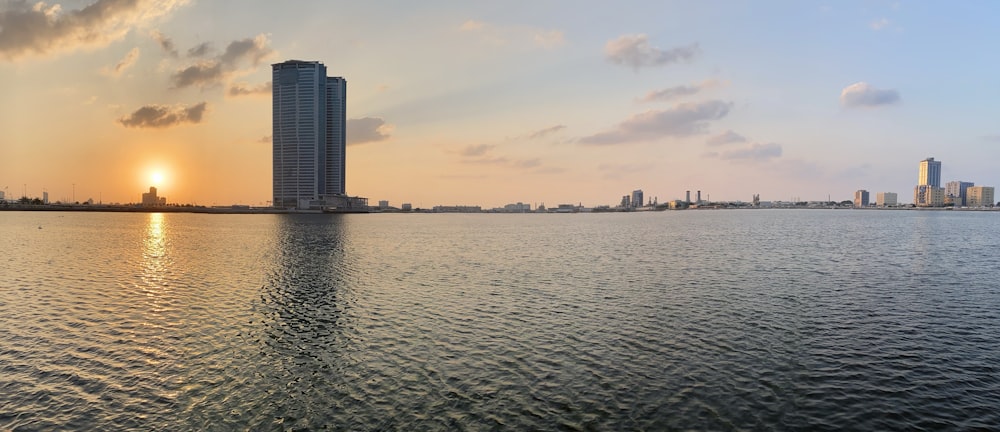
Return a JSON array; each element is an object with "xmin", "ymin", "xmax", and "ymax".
[{"xmin": 150, "ymin": 171, "xmax": 165, "ymax": 187}]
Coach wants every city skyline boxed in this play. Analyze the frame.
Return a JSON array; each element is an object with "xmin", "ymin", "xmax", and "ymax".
[{"xmin": 3, "ymin": 1, "xmax": 1000, "ymax": 208}]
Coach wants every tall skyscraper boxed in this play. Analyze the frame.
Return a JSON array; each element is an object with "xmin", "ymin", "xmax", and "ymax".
[
  {"xmin": 918, "ymin": 157, "xmax": 941, "ymax": 187},
  {"xmin": 914, "ymin": 157, "xmax": 944, "ymax": 207},
  {"xmin": 272, "ymin": 60, "xmax": 347, "ymax": 208}
]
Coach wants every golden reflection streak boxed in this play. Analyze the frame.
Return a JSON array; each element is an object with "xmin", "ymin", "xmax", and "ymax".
[
  {"xmin": 141, "ymin": 212, "xmax": 168, "ymax": 298},
  {"xmin": 139, "ymin": 212, "xmax": 170, "ymax": 368}
]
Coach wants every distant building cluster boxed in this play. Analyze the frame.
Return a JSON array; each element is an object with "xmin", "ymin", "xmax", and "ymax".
[
  {"xmin": 854, "ymin": 157, "xmax": 994, "ymax": 209},
  {"xmin": 910, "ymin": 157, "xmax": 993, "ymax": 208},
  {"xmin": 142, "ymin": 187, "xmax": 166, "ymax": 206}
]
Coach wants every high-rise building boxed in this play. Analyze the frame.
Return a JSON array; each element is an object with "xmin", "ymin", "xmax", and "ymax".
[
  {"xmin": 945, "ymin": 181, "xmax": 974, "ymax": 206},
  {"xmin": 914, "ymin": 157, "xmax": 944, "ymax": 207},
  {"xmin": 631, "ymin": 189, "xmax": 643, "ymax": 208},
  {"xmin": 966, "ymin": 186, "xmax": 995, "ymax": 207},
  {"xmin": 918, "ymin": 157, "xmax": 941, "ymax": 187},
  {"xmin": 853, "ymin": 190, "xmax": 869, "ymax": 207},
  {"xmin": 272, "ymin": 60, "xmax": 347, "ymax": 208},
  {"xmin": 876, "ymin": 192, "xmax": 897, "ymax": 207}
]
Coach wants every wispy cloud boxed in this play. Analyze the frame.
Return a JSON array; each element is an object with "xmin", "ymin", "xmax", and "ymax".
[
  {"xmin": 457, "ymin": 143, "xmax": 546, "ymax": 171},
  {"xmin": 705, "ymin": 142, "xmax": 783, "ymax": 161},
  {"xmin": 256, "ymin": 135, "xmax": 271, "ymax": 144},
  {"xmin": 347, "ymin": 117, "xmax": 394, "ymax": 145},
  {"xmin": 840, "ymin": 82, "xmax": 900, "ymax": 108},
  {"xmin": 980, "ymin": 134, "xmax": 1000, "ymax": 143},
  {"xmin": 526, "ymin": 125, "xmax": 566, "ymax": 140},
  {"xmin": 170, "ymin": 34, "xmax": 274, "ymax": 89},
  {"xmin": 598, "ymin": 162, "xmax": 656, "ymax": 180},
  {"xmin": 533, "ymin": 30, "xmax": 565, "ymax": 49},
  {"xmin": 705, "ymin": 130, "xmax": 747, "ymax": 146},
  {"xmin": 228, "ymin": 81, "xmax": 271, "ymax": 97},
  {"xmin": 579, "ymin": 100, "xmax": 731, "ymax": 145},
  {"xmin": 0, "ymin": 0, "xmax": 188, "ymax": 61},
  {"xmin": 870, "ymin": 18, "xmax": 890, "ymax": 31},
  {"xmin": 459, "ymin": 20, "xmax": 485, "ymax": 31},
  {"xmin": 186, "ymin": 42, "xmax": 211, "ymax": 57},
  {"xmin": 638, "ymin": 79, "xmax": 721, "ymax": 103},
  {"xmin": 102, "ymin": 47, "xmax": 139, "ymax": 76},
  {"xmin": 459, "ymin": 144, "xmax": 495, "ymax": 157},
  {"xmin": 118, "ymin": 102, "xmax": 207, "ymax": 128},
  {"xmin": 458, "ymin": 19, "xmax": 565, "ymax": 49},
  {"xmin": 150, "ymin": 30, "xmax": 178, "ymax": 57},
  {"xmin": 605, "ymin": 34, "xmax": 699, "ymax": 70}
]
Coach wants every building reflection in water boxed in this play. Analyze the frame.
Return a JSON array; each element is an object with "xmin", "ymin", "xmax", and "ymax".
[{"xmin": 253, "ymin": 214, "xmax": 363, "ymax": 405}]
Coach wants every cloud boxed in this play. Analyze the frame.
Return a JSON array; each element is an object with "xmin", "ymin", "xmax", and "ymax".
[
  {"xmin": 459, "ymin": 20, "xmax": 485, "ymax": 31},
  {"xmin": 347, "ymin": 117, "xmax": 394, "ymax": 145},
  {"xmin": 981, "ymin": 134, "xmax": 1000, "ymax": 143},
  {"xmin": 170, "ymin": 33, "xmax": 274, "ymax": 89},
  {"xmin": 0, "ymin": 0, "xmax": 187, "ymax": 60},
  {"xmin": 460, "ymin": 144, "xmax": 495, "ymax": 157},
  {"xmin": 840, "ymin": 82, "xmax": 900, "ymax": 108},
  {"xmin": 118, "ymin": 102, "xmax": 207, "ymax": 128},
  {"xmin": 870, "ymin": 18, "xmax": 890, "ymax": 30},
  {"xmin": 171, "ymin": 60, "xmax": 223, "ymax": 88},
  {"xmin": 526, "ymin": 125, "xmax": 566, "ymax": 140},
  {"xmin": 150, "ymin": 30, "xmax": 177, "ymax": 57},
  {"xmin": 514, "ymin": 158, "xmax": 542, "ymax": 168},
  {"xmin": 706, "ymin": 142, "xmax": 783, "ymax": 161},
  {"xmin": 579, "ymin": 100, "xmax": 732, "ymax": 145},
  {"xmin": 605, "ymin": 34, "xmax": 699, "ymax": 70},
  {"xmin": 228, "ymin": 81, "xmax": 271, "ymax": 97},
  {"xmin": 102, "ymin": 46, "xmax": 139, "ymax": 76},
  {"xmin": 186, "ymin": 41, "xmax": 210, "ymax": 57},
  {"xmin": 219, "ymin": 34, "xmax": 272, "ymax": 66},
  {"xmin": 256, "ymin": 135, "xmax": 271, "ymax": 144},
  {"xmin": 533, "ymin": 30, "xmax": 565, "ymax": 48},
  {"xmin": 458, "ymin": 19, "xmax": 564, "ymax": 49},
  {"xmin": 638, "ymin": 79, "xmax": 720, "ymax": 103},
  {"xmin": 598, "ymin": 162, "xmax": 655, "ymax": 179},
  {"xmin": 705, "ymin": 130, "xmax": 747, "ymax": 146},
  {"xmin": 457, "ymin": 143, "xmax": 546, "ymax": 171}
]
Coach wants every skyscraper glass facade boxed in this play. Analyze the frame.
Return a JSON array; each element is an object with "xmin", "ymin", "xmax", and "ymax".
[
  {"xmin": 918, "ymin": 157, "xmax": 941, "ymax": 187},
  {"xmin": 272, "ymin": 60, "xmax": 346, "ymax": 208}
]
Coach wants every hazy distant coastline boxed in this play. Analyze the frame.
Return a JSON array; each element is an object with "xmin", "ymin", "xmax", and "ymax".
[{"xmin": 2, "ymin": 203, "xmax": 997, "ymax": 215}]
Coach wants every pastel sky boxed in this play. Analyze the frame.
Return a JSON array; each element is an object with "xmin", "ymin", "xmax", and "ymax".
[{"xmin": 2, "ymin": 0, "xmax": 999, "ymax": 207}]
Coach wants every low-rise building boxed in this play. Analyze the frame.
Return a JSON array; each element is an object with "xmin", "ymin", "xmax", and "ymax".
[
  {"xmin": 966, "ymin": 186, "xmax": 995, "ymax": 207},
  {"xmin": 876, "ymin": 192, "xmax": 897, "ymax": 207},
  {"xmin": 913, "ymin": 185, "xmax": 944, "ymax": 207},
  {"xmin": 141, "ymin": 186, "xmax": 166, "ymax": 206}
]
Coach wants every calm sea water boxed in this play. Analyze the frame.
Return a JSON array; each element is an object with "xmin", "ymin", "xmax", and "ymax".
[{"xmin": 2, "ymin": 210, "xmax": 999, "ymax": 430}]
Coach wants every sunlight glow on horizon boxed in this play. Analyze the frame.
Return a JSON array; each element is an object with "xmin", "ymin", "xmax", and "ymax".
[{"xmin": 150, "ymin": 171, "xmax": 165, "ymax": 188}]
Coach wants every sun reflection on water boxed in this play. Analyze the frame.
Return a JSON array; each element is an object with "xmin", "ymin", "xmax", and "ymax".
[{"xmin": 141, "ymin": 213, "xmax": 169, "ymax": 301}]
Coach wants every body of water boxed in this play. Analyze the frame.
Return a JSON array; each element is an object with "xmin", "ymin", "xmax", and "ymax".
[{"xmin": 2, "ymin": 210, "xmax": 999, "ymax": 430}]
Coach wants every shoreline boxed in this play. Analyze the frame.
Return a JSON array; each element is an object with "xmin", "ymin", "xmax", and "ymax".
[{"xmin": 2, "ymin": 204, "xmax": 997, "ymax": 214}]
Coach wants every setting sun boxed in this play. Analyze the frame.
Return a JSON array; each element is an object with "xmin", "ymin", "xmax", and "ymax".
[{"xmin": 150, "ymin": 171, "xmax": 165, "ymax": 187}]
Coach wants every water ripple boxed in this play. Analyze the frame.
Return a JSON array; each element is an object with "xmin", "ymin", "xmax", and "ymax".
[{"xmin": 2, "ymin": 211, "xmax": 1000, "ymax": 429}]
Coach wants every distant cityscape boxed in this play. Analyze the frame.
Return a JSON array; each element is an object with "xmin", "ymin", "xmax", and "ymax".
[{"xmin": 2, "ymin": 60, "xmax": 998, "ymax": 214}]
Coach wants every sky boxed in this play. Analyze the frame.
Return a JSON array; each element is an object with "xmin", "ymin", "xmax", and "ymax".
[{"xmin": 2, "ymin": 0, "xmax": 999, "ymax": 208}]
